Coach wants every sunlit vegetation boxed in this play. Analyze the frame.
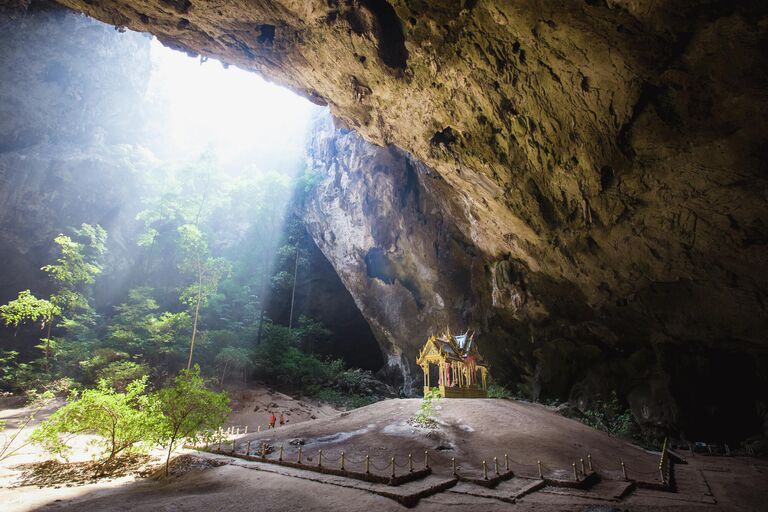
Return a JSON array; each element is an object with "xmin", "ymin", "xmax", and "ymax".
[
  {"xmin": 0, "ymin": 154, "xmax": 380, "ymax": 409},
  {"xmin": 31, "ymin": 366, "xmax": 229, "ymax": 475}
]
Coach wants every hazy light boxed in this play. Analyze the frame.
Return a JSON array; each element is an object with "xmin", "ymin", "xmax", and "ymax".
[{"xmin": 147, "ymin": 38, "xmax": 320, "ymax": 171}]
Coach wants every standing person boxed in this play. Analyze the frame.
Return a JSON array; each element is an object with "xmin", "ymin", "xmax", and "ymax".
[
  {"xmin": 279, "ymin": 412, "xmax": 286, "ymax": 426},
  {"xmin": 268, "ymin": 411, "xmax": 277, "ymax": 429}
]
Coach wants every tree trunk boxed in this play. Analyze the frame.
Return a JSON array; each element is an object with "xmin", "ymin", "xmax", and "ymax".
[
  {"xmin": 44, "ymin": 319, "xmax": 53, "ymax": 373},
  {"xmin": 165, "ymin": 431, "xmax": 178, "ymax": 476},
  {"xmin": 187, "ymin": 257, "xmax": 203, "ymax": 370},
  {"xmin": 220, "ymin": 359, "xmax": 229, "ymax": 387},
  {"xmin": 288, "ymin": 245, "xmax": 299, "ymax": 331},
  {"xmin": 255, "ymin": 261, "xmax": 269, "ymax": 345}
]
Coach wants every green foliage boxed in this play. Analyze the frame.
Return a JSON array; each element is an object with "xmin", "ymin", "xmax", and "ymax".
[
  {"xmin": 0, "ymin": 290, "xmax": 59, "ymax": 329},
  {"xmin": 487, "ymin": 382, "xmax": 515, "ymax": 399},
  {"xmin": 95, "ymin": 361, "xmax": 150, "ymax": 391},
  {"xmin": 313, "ymin": 388, "xmax": 378, "ymax": 409},
  {"xmin": 153, "ymin": 366, "xmax": 229, "ymax": 474},
  {"xmin": 578, "ymin": 391, "xmax": 636, "ymax": 438},
  {"xmin": 42, "ymin": 224, "xmax": 107, "ymax": 289},
  {"xmin": 412, "ymin": 387, "xmax": 441, "ymax": 427},
  {"xmin": 214, "ymin": 346, "xmax": 252, "ymax": 385},
  {"xmin": 250, "ymin": 320, "xmax": 380, "ymax": 408},
  {"xmin": 31, "ymin": 377, "xmax": 161, "ymax": 461},
  {"xmin": 0, "ymin": 350, "xmax": 20, "ymax": 388},
  {"xmin": 1, "ymin": 224, "xmax": 107, "ymax": 378}
]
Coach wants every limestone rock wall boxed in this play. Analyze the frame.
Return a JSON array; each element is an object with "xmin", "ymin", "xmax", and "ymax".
[
  {"xmin": 0, "ymin": 4, "xmax": 153, "ymax": 308},
  {"xmin": 300, "ymin": 117, "xmax": 487, "ymax": 391}
]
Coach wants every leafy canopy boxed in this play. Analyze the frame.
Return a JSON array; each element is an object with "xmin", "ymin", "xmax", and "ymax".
[
  {"xmin": 153, "ymin": 366, "xmax": 229, "ymax": 473},
  {"xmin": 0, "ymin": 290, "xmax": 59, "ymax": 329}
]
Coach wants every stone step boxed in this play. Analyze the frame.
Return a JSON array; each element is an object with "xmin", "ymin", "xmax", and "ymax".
[
  {"xmin": 448, "ymin": 476, "xmax": 545, "ymax": 503},
  {"xmin": 206, "ymin": 453, "xmax": 456, "ymax": 506},
  {"xmin": 540, "ymin": 479, "xmax": 636, "ymax": 502}
]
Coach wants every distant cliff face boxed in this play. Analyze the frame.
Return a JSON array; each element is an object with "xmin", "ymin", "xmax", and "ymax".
[
  {"xmin": 300, "ymin": 118, "xmax": 486, "ymax": 392},
  {"xmin": 0, "ymin": 6, "xmax": 153, "ymax": 306},
  {"xmin": 2, "ymin": 0, "xmax": 767, "ymax": 439}
]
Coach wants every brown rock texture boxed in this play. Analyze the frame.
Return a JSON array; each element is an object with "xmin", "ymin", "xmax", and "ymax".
[{"xmin": 4, "ymin": 0, "xmax": 767, "ymax": 436}]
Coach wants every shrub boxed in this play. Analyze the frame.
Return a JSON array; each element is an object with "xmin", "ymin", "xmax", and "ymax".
[
  {"xmin": 579, "ymin": 391, "xmax": 636, "ymax": 438},
  {"xmin": 411, "ymin": 387, "xmax": 441, "ymax": 428},
  {"xmin": 487, "ymin": 382, "xmax": 514, "ymax": 398},
  {"xmin": 31, "ymin": 377, "xmax": 161, "ymax": 461},
  {"xmin": 96, "ymin": 361, "xmax": 150, "ymax": 391}
]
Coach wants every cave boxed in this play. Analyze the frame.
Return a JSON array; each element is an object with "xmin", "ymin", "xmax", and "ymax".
[{"xmin": 1, "ymin": 0, "xmax": 767, "ymax": 508}]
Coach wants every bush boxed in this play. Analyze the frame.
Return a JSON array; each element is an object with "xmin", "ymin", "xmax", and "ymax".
[
  {"xmin": 31, "ymin": 377, "xmax": 161, "ymax": 461},
  {"xmin": 579, "ymin": 391, "xmax": 636, "ymax": 438},
  {"xmin": 487, "ymin": 382, "xmax": 515, "ymax": 398},
  {"xmin": 96, "ymin": 361, "xmax": 150, "ymax": 391},
  {"xmin": 314, "ymin": 389, "xmax": 378, "ymax": 409},
  {"xmin": 154, "ymin": 366, "xmax": 229, "ymax": 474}
]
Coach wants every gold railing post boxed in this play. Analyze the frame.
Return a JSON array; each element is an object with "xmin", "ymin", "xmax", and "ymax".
[
  {"xmin": 494, "ymin": 456, "xmax": 499, "ymax": 475},
  {"xmin": 318, "ymin": 449, "xmax": 323, "ymax": 468},
  {"xmin": 257, "ymin": 425, "xmax": 261, "ymax": 433},
  {"xmin": 504, "ymin": 453, "xmax": 509, "ymax": 471},
  {"xmin": 365, "ymin": 455, "xmax": 370, "ymax": 474},
  {"xmin": 587, "ymin": 454, "xmax": 592, "ymax": 471},
  {"xmin": 537, "ymin": 460, "xmax": 542, "ymax": 478},
  {"xmin": 572, "ymin": 462, "xmax": 578, "ymax": 481},
  {"xmin": 580, "ymin": 458, "xmax": 586, "ymax": 475},
  {"xmin": 298, "ymin": 445, "xmax": 302, "ymax": 464},
  {"xmin": 425, "ymin": 450, "xmax": 429, "ymax": 469},
  {"xmin": 408, "ymin": 452, "xmax": 413, "ymax": 473},
  {"xmin": 451, "ymin": 457, "xmax": 457, "ymax": 475},
  {"xmin": 279, "ymin": 444, "xmax": 284, "ymax": 462},
  {"xmin": 482, "ymin": 460, "xmax": 488, "ymax": 480},
  {"xmin": 391, "ymin": 457, "xmax": 396, "ymax": 478},
  {"xmin": 244, "ymin": 425, "xmax": 248, "ymax": 434},
  {"xmin": 621, "ymin": 460, "xmax": 627, "ymax": 480},
  {"xmin": 341, "ymin": 451, "xmax": 345, "ymax": 471},
  {"xmin": 246, "ymin": 441, "xmax": 251, "ymax": 456}
]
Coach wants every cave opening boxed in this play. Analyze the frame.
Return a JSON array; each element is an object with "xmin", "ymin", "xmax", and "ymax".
[
  {"xmin": 1, "ymin": 3, "xmax": 767, "ymax": 504},
  {"xmin": 0, "ymin": 6, "xmax": 385, "ymax": 399}
]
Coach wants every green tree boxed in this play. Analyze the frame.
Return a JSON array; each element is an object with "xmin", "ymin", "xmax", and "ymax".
[
  {"xmin": 0, "ymin": 224, "xmax": 106, "ymax": 373},
  {"xmin": 0, "ymin": 291, "xmax": 59, "ymax": 370},
  {"xmin": 154, "ymin": 366, "xmax": 229, "ymax": 475},
  {"xmin": 31, "ymin": 376, "xmax": 160, "ymax": 461},
  {"xmin": 214, "ymin": 346, "xmax": 252, "ymax": 385},
  {"xmin": 177, "ymin": 223, "xmax": 231, "ymax": 369}
]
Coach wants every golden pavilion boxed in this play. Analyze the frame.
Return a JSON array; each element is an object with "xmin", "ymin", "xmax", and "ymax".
[{"xmin": 416, "ymin": 330, "xmax": 488, "ymax": 398}]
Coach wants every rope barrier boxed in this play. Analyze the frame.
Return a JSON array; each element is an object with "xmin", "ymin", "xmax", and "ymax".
[
  {"xmin": 370, "ymin": 458, "xmax": 391, "ymax": 471},
  {"xmin": 206, "ymin": 441, "xmax": 673, "ymax": 487}
]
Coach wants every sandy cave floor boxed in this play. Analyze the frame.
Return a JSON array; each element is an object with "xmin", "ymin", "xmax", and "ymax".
[{"xmin": 1, "ymin": 391, "xmax": 767, "ymax": 511}]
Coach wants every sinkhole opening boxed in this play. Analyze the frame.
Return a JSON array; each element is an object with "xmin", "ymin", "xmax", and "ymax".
[{"xmin": 0, "ymin": 7, "xmax": 386, "ymax": 405}]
